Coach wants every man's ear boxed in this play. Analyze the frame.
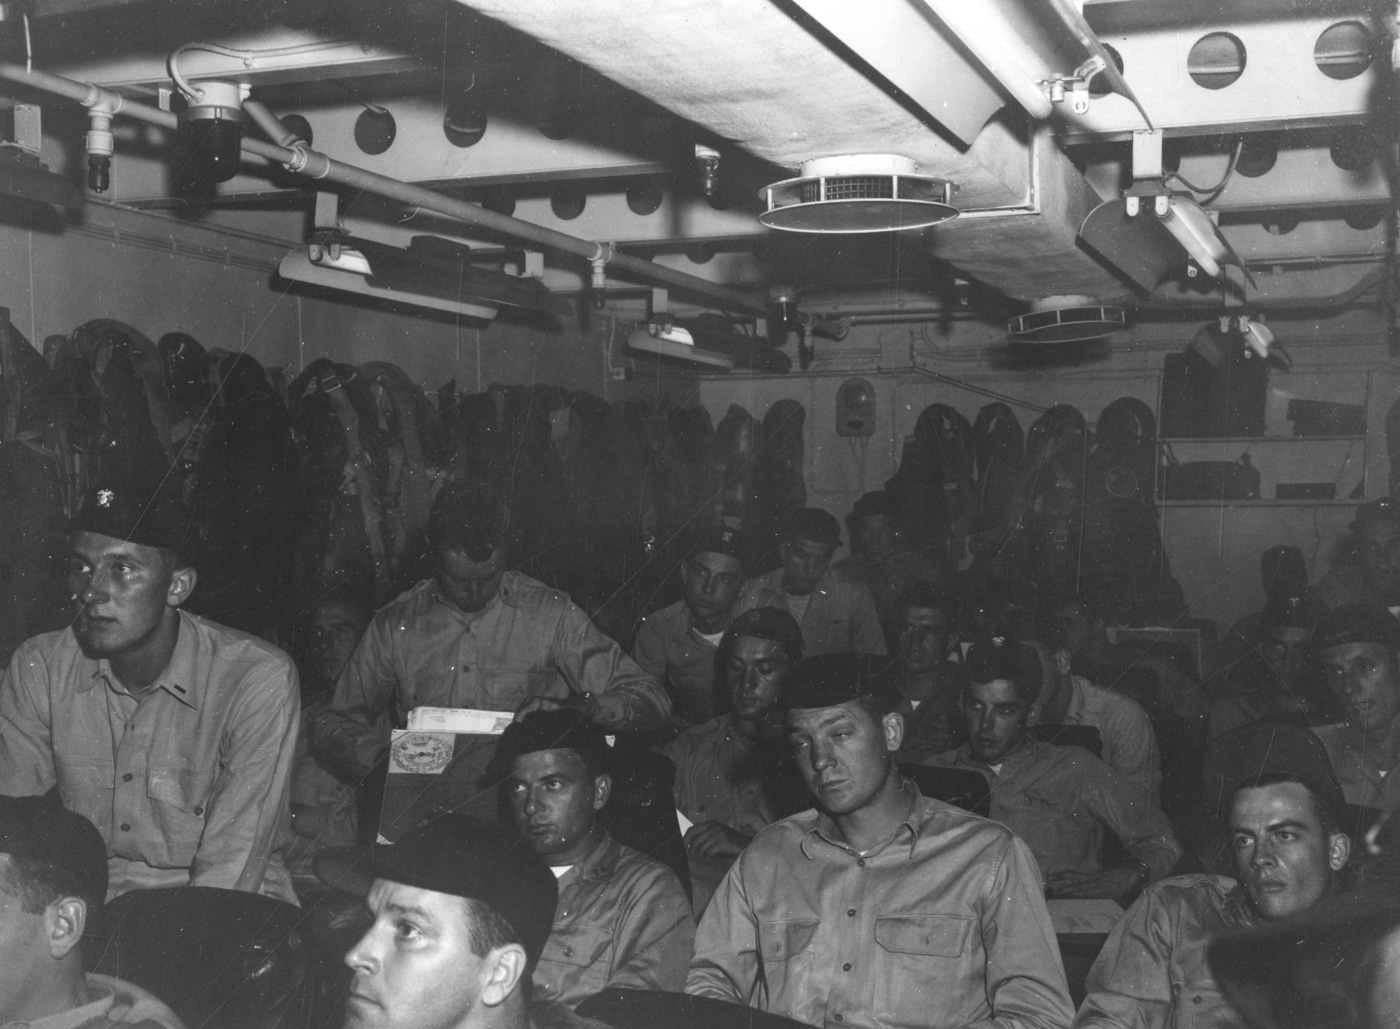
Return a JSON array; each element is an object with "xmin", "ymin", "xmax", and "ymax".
[
  {"xmin": 592, "ymin": 772, "xmax": 612, "ymax": 811},
  {"xmin": 46, "ymin": 897, "xmax": 86, "ymax": 961},
  {"xmin": 882, "ymin": 711, "xmax": 904, "ymax": 754},
  {"xmin": 1328, "ymin": 831, "xmax": 1352, "ymax": 871},
  {"xmin": 478, "ymin": 944, "xmax": 527, "ymax": 1008},
  {"xmin": 166, "ymin": 565, "xmax": 197, "ymax": 609},
  {"xmin": 1053, "ymin": 648, "xmax": 1072, "ymax": 677},
  {"xmin": 1026, "ymin": 701, "xmax": 1042, "ymax": 729}
]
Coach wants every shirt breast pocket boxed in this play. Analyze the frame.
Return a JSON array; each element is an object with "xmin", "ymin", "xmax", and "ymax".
[
  {"xmin": 483, "ymin": 667, "xmax": 550, "ymax": 710},
  {"xmin": 758, "ymin": 918, "xmax": 820, "ymax": 962},
  {"xmin": 146, "ymin": 769, "xmax": 212, "ymax": 864},
  {"xmin": 534, "ymin": 924, "xmax": 614, "ymax": 1001},
  {"xmin": 1177, "ymin": 979, "xmax": 1236, "ymax": 1029},
  {"xmin": 874, "ymin": 914, "xmax": 974, "ymax": 1027}
]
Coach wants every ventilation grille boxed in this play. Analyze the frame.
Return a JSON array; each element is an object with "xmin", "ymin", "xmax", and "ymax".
[
  {"xmin": 1006, "ymin": 304, "xmax": 1127, "ymax": 345},
  {"xmin": 761, "ymin": 155, "xmax": 957, "ymax": 234}
]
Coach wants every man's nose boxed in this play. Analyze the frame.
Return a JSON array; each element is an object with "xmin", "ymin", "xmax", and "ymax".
[
  {"xmin": 1250, "ymin": 841, "xmax": 1277, "ymax": 868},
  {"xmin": 78, "ymin": 571, "xmax": 108, "ymax": 604},
  {"xmin": 810, "ymin": 738, "xmax": 835, "ymax": 770},
  {"xmin": 344, "ymin": 929, "xmax": 379, "ymax": 974}
]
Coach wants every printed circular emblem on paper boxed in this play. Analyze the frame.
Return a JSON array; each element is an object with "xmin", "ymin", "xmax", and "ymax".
[{"xmin": 392, "ymin": 732, "xmax": 454, "ymax": 774}]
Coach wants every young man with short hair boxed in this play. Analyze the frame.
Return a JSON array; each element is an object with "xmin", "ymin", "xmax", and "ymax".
[
  {"xmin": 735, "ymin": 509, "xmax": 885, "ymax": 659},
  {"xmin": 490, "ymin": 709, "xmax": 693, "ymax": 1007},
  {"xmin": 688, "ymin": 652, "xmax": 1073, "ymax": 1029},
  {"xmin": 833, "ymin": 491, "xmax": 951, "ymax": 641},
  {"xmin": 0, "ymin": 794, "xmax": 186, "ymax": 1029},
  {"xmin": 320, "ymin": 812, "xmax": 606, "ymax": 1029},
  {"xmin": 1074, "ymin": 723, "xmax": 1352, "ymax": 1029},
  {"xmin": 313, "ymin": 483, "xmax": 669, "ymax": 820},
  {"xmin": 889, "ymin": 584, "xmax": 964, "ymax": 762},
  {"xmin": 1311, "ymin": 603, "xmax": 1400, "ymax": 810},
  {"xmin": 633, "ymin": 528, "xmax": 779, "ymax": 727},
  {"xmin": 0, "ymin": 480, "xmax": 299, "ymax": 902},
  {"xmin": 1316, "ymin": 498, "xmax": 1400, "ymax": 611},
  {"xmin": 923, "ymin": 639, "xmax": 1181, "ymax": 901},
  {"xmin": 663, "ymin": 607, "xmax": 805, "ymax": 911}
]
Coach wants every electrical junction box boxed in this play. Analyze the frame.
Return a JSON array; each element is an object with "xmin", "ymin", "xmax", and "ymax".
[{"xmin": 836, "ymin": 377, "xmax": 876, "ymax": 437}]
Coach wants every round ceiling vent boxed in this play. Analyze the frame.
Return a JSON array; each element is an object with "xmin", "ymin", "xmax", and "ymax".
[
  {"xmin": 1006, "ymin": 295, "xmax": 1127, "ymax": 345},
  {"xmin": 758, "ymin": 154, "xmax": 958, "ymax": 233}
]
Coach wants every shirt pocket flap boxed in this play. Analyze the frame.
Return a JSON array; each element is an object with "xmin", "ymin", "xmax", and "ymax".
[
  {"xmin": 147, "ymin": 772, "xmax": 208, "ymax": 816},
  {"xmin": 544, "ymin": 924, "xmax": 613, "ymax": 968},
  {"xmin": 875, "ymin": 914, "xmax": 972, "ymax": 957},
  {"xmin": 758, "ymin": 918, "xmax": 820, "ymax": 962}
]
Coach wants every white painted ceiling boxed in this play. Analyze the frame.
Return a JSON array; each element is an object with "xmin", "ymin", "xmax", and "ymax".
[{"xmin": 6, "ymin": 0, "xmax": 1393, "ymax": 318}]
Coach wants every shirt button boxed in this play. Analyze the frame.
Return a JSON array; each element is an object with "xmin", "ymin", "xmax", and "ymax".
[
  {"xmin": 842, "ymin": 963, "xmax": 852, "ymax": 972},
  {"xmin": 835, "ymin": 1015, "xmax": 844, "ymax": 1023},
  {"xmin": 193, "ymin": 806, "xmax": 204, "ymax": 816},
  {"xmin": 120, "ymin": 823, "xmax": 131, "ymax": 832},
  {"xmin": 847, "ymin": 908, "xmax": 856, "ymax": 917},
  {"xmin": 1192, "ymin": 997, "xmax": 1202, "ymax": 1005},
  {"xmin": 122, "ymin": 773, "xmax": 133, "ymax": 782},
  {"xmin": 857, "ymin": 858, "xmax": 866, "ymax": 867}
]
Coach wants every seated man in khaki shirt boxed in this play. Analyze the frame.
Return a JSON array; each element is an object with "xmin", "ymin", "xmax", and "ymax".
[
  {"xmin": 1309, "ymin": 603, "xmax": 1400, "ymax": 811},
  {"xmin": 1075, "ymin": 723, "xmax": 1352, "ymax": 1029},
  {"xmin": 489, "ymin": 710, "xmax": 694, "ymax": 1008},
  {"xmin": 924, "ymin": 638, "xmax": 1181, "ymax": 901},
  {"xmin": 688, "ymin": 652, "xmax": 1073, "ymax": 1029},
  {"xmin": 0, "ymin": 480, "xmax": 298, "ymax": 902}
]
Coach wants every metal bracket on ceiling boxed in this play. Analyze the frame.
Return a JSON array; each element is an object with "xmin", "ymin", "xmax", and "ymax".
[
  {"xmin": 1042, "ymin": 55, "xmax": 1105, "ymax": 118},
  {"xmin": 309, "ymin": 190, "xmax": 346, "ymax": 261},
  {"xmin": 521, "ymin": 250, "xmax": 545, "ymax": 280}
]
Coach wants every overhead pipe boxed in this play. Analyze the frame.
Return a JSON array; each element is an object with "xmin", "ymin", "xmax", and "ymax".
[{"xmin": 0, "ymin": 62, "xmax": 781, "ymax": 319}]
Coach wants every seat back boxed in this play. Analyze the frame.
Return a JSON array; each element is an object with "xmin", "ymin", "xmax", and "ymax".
[
  {"xmin": 579, "ymin": 987, "xmax": 813, "ymax": 1029},
  {"xmin": 899, "ymin": 764, "xmax": 991, "ymax": 817},
  {"xmin": 1035, "ymin": 723, "xmax": 1104, "ymax": 758},
  {"xmin": 89, "ymin": 886, "xmax": 309, "ymax": 1029},
  {"xmin": 601, "ymin": 747, "xmax": 692, "ymax": 899}
]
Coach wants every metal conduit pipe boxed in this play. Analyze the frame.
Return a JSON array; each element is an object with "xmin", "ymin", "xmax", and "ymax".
[{"xmin": 0, "ymin": 63, "xmax": 790, "ymax": 320}]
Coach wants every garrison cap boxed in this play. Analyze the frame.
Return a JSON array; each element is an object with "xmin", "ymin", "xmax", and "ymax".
[
  {"xmin": 785, "ymin": 652, "xmax": 900, "ymax": 714},
  {"xmin": 780, "ymin": 508, "xmax": 842, "ymax": 549},
  {"xmin": 689, "ymin": 526, "xmax": 746, "ymax": 564},
  {"xmin": 1315, "ymin": 603, "xmax": 1400, "ymax": 653},
  {"xmin": 1202, "ymin": 722, "xmax": 1347, "ymax": 824},
  {"xmin": 71, "ymin": 478, "xmax": 195, "ymax": 560},
  {"xmin": 483, "ymin": 708, "xmax": 610, "ymax": 783},
  {"xmin": 723, "ymin": 607, "xmax": 804, "ymax": 663}
]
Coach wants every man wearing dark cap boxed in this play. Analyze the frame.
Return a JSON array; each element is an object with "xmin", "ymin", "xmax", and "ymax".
[
  {"xmin": 314, "ymin": 482, "xmax": 669, "ymax": 821},
  {"xmin": 834, "ymin": 491, "xmax": 952, "ymax": 644},
  {"xmin": 688, "ymin": 652, "xmax": 1073, "ymax": 1029},
  {"xmin": 320, "ymin": 813, "xmax": 607, "ymax": 1029},
  {"xmin": 1074, "ymin": 723, "xmax": 1352, "ymax": 1029},
  {"xmin": 663, "ymin": 607, "xmax": 805, "ymax": 912},
  {"xmin": 0, "ymin": 481, "xmax": 299, "ymax": 902},
  {"xmin": 1310, "ymin": 603, "xmax": 1400, "ymax": 810},
  {"xmin": 735, "ymin": 509, "xmax": 886, "ymax": 660},
  {"xmin": 489, "ymin": 710, "xmax": 693, "ymax": 1007},
  {"xmin": 633, "ymin": 528, "xmax": 781, "ymax": 728},
  {"xmin": 1316, "ymin": 498, "xmax": 1400, "ymax": 611},
  {"xmin": 0, "ymin": 794, "xmax": 186, "ymax": 1029},
  {"xmin": 889, "ymin": 584, "xmax": 965, "ymax": 762}
]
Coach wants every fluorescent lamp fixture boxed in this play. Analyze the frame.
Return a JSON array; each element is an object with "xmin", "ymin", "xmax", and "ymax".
[
  {"xmin": 311, "ymin": 247, "xmax": 373, "ymax": 276},
  {"xmin": 1240, "ymin": 317, "xmax": 1274, "ymax": 359},
  {"xmin": 1158, "ymin": 197, "xmax": 1223, "ymax": 279},
  {"xmin": 278, "ymin": 247, "xmax": 498, "ymax": 321},
  {"xmin": 627, "ymin": 325, "xmax": 734, "ymax": 369},
  {"xmin": 0, "ymin": 149, "xmax": 82, "ymax": 209}
]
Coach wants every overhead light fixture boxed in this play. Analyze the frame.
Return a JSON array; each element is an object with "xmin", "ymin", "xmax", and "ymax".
[
  {"xmin": 694, "ymin": 144, "xmax": 720, "ymax": 198},
  {"xmin": 176, "ymin": 79, "xmax": 249, "ymax": 183},
  {"xmin": 1079, "ymin": 189, "xmax": 1255, "ymax": 292},
  {"xmin": 278, "ymin": 247, "xmax": 499, "ymax": 322},
  {"xmin": 1006, "ymin": 295, "xmax": 1127, "ymax": 345},
  {"xmin": 759, "ymin": 154, "xmax": 957, "ymax": 233},
  {"xmin": 627, "ymin": 323, "xmax": 735, "ymax": 370}
]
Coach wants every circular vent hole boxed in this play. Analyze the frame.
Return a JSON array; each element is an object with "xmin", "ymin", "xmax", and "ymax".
[
  {"xmin": 1344, "ymin": 206, "xmax": 1387, "ymax": 230},
  {"xmin": 1314, "ymin": 21, "xmax": 1373, "ymax": 80},
  {"xmin": 626, "ymin": 180, "xmax": 665, "ymax": 216},
  {"xmin": 353, "ymin": 108, "xmax": 396, "ymax": 155},
  {"xmin": 1236, "ymin": 134, "xmax": 1278, "ymax": 178},
  {"xmin": 1188, "ymin": 32, "xmax": 1246, "ymax": 89},
  {"xmin": 551, "ymin": 188, "xmax": 587, "ymax": 220},
  {"xmin": 279, "ymin": 114, "xmax": 313, "ymax": 147},
  {"xmin": 1330, "ymin": 126, "xmax": 1378, "ymax": 171},
  {"xmin": 443, "ymin": 96, "xmax": 487, "ymax": 148},
  {"xmin": 1262, "ymin": 215, "xmax": 1299, "ymax": 235}
]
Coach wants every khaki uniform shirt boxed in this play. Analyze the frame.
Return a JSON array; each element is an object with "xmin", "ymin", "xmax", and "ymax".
[
  {"xmin": 923, "ymin": 739, "xmax": 1181, "ymax": 883},
  {"xmin": 0, "ymin": 612, "xmax": 298, "ymax": 903},
  {"xmin": 736, "ymin": 568, "xmax": 886, "ymax": 659},
  {"xmin": 1063, "ymin": 676, "xmax": 1162, "ymax": 810},
  {"xmin": 1, "ymin": 974, "xmax": 189, "ymax": 1029},
  {"xmin": 1312, "ymin": 721, "xmax": 1400, "ymax": 810},
  {"xmin": 687, "ymin": 783, "xmax": 1073, "ymax": 1029},
  {"xmin": 312, "ymin": 573, "xmax": 668, "ymax": 815},
  {"xmin": 534, "ymin": 831, "xmax": 695, "ymax": 1007},
  {"xmin": 1074, "ymin": 875, "xmax": 1261, "ymax": 1029}
]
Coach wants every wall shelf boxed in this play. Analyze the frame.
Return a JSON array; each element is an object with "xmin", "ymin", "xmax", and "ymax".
[
  {"xmin": 1161, "ymin": 435, "xmax": 1366, "ymax": 444},
  {"xmin": 1160, "ymin": 498, "xmax": 1367, "ymax": 508}
]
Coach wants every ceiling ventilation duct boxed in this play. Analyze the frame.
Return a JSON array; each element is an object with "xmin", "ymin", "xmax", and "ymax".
[
  {"xmin": 1006, "ymin": 295, "xmax": 1126, "ymax": 345},
  {"xmin": 759, "ymin": 154, "xmax": 957, "ymax": 233}
]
